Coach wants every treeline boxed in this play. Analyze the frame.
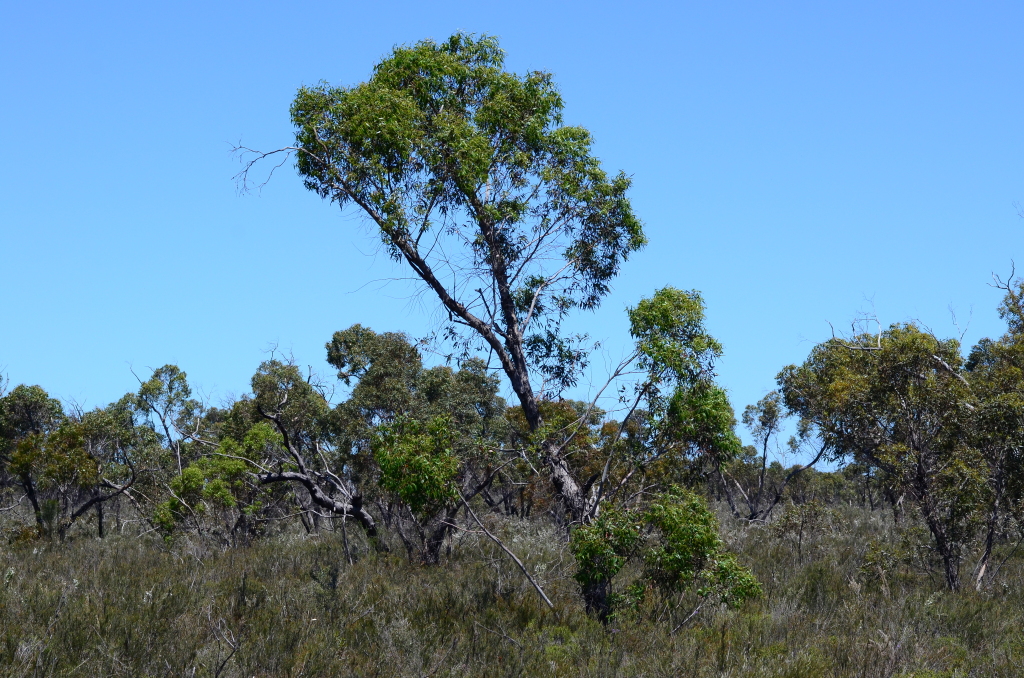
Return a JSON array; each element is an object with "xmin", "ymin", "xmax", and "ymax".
[
  {"xmin": 5, "ymin": 267, "xmax": 1024, "ymax": 622},
  {"xmin": 1, "ymin": 302, "xmax": 767, "ymax": 625}
]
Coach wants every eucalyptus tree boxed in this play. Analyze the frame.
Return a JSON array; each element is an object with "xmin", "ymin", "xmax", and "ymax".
[
  {"xmin": 133, "ymin": 365, "xmax": 206, "ymax": 475},
  {"xmin": 559, "ymin": 287, "xmax": 754, "ymax": 615},
  {"xmin": 961, "ymin": 273, "xmax": 1024, "ymax": 588},
  {"xmin": 242, "ymin": 33, "xmax": 646, "ymax": 524},
  {"xmin": 243, "ymin": 358, "xmax": 383, "ymax": 540},
  {"xmin": 779, "ymin": 324, "xmax": 984, "ymax": 591},
  {"xmin": 594, "ymin": 287, "xmax": 743, "ymax": 506},
  {"xmin": 0, "ymin": 385, "xmax": 64, "ymax": 527},
  {"xmin": 329, "ymin": 325, "xmax": 512, "ymax": 563},
  {"xmin": 239, "ymin": 35, "xmax": 753, "ymax": 616},
  {"xmin": 0, "ymin": 385, "xmax": 153, "ymax": 538}
]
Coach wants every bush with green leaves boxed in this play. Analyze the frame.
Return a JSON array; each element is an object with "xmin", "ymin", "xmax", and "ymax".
[{"xmin": 571, "ymin": 488, "xmax": 760, "ymax": 621}]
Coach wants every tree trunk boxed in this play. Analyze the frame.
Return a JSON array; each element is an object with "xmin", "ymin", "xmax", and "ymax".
[
  {"xmin": 544, "ymin": 440, "xmax": 596, "ymax": 526},
  {"xmin": 975, "ymin": 464, "xmax": 1005, "ymax": 590},
  {"xmin": 422, "ymin": 519, "xmax": 454, "ymax": 565},
  {"xmin": 924, "ymin": 512, "xmax": 962, "ymax": 591},
  {"xmin": 20, "ymin": 474, "xmax": 43, "ymax": 529},
  {"xmin": 717, "ymin": 470, "xmax": 741, "ymax": 519},
  {"xmin": 582, "ymin": 579, "xmax": 612, "ymax": 623}
]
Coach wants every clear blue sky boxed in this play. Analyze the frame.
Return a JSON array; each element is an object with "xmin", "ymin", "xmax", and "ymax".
[{"xmin": 2, "ymin": 1, "xmax": 1022, "ymax": 448}]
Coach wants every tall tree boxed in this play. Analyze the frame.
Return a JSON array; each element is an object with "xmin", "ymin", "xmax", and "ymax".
[{"xmin": 243, "ymin": 33, "xmax": 645, "ymax": 523}]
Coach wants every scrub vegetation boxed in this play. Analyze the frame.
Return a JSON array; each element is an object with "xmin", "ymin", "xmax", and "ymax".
[{"xmin": 3, "ymin": 33, "xmax": 1024, "ymax": 677}]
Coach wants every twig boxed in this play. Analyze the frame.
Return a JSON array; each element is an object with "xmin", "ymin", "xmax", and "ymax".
[
  {"xmin": 670, "ymin": 600, "xmax": 706, "ymax": 635},
  {"xmin": 473, "ymin": 621, "xmax": 522, "ymax": 648}
]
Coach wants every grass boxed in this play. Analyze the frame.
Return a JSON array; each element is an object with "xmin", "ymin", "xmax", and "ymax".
[{"xmin": 2, "ymin": 504, "xmax": 1024, "ymax": 677}]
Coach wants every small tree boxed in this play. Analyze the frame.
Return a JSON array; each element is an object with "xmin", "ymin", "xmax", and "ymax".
[
  {"xmin": 779, "ymin": 324, "xmax": 985, "ymax": 590},
  {"xmin": 0, "ymin": 386, "xmax": 151, "ymax": 538},
  {"xmin": 153, "ymin": 422, "xmax": 292, "ymax": 544},
  {"xmin": 372, "ymin": 415, "xmax": 462, "ymax": 562},
  {"xmin": 134, "ymin": 365, "xmax": 203, "ymax": 476},
  {"xmin": 329, "ymin": 326, "xmax": 511, "ymax": 562},
  {"xmin": 244, "ymin": 358, "xmax": 383, "ymax": 540}
]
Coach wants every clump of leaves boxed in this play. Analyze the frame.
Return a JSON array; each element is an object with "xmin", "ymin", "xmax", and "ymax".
[
  {"xmin": 373, "ymin": 415, "xmax": 460, "ymax": 518},
  {"xmin": 570, "ymin": 487, "xmax": 760, "ymax": 622},
  {"xmin": 154, "ymin": 422, "xmax": 282, "ymax": 539}
]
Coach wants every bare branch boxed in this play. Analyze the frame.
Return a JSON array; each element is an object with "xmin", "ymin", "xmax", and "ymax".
[{"xmin": 460, "ymin": 494, "xmax": 554, "ymax": 609}]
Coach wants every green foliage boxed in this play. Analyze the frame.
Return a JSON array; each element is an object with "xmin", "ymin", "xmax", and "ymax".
[
  {"xmin": 571, "ymin": 489, "xmax": 760, "ymax": 619},
  {"xmin": 1, "ymin": 386, "xmax": 152, "ymax": 537},
  {"xmin": 289, "ymin": 33, "xmax": 645, "ymax": 398},
  {"xmin": 570, "ymin": 505, "xmax": 644, "ymax": 591},
  {"xmin": 742, "ymin": 391, "xmax": 783, "ymax": 449},
  {"xmin": 156, "ymin": 455, "xmax": 252, "ymax": 534},
  {"xmin": 373, "ymin": 416, "xmax": 460, "ymax": 517},
  {"xmin": 327, "ymin": 324, "xmax": 422, "ymax": 409},
  {"xmin": 778, "ymin": 323, "xmax": 990, "ymax": 589},
  {"xmin": 643, "ymin": 489, "xmax": 759, "ymax": 603},
  {"xmin": 11, "ymin": 426, "xmax": 97, "ymax": 490},
  {"xmin": 251, "ymin": 360, "xmax": 332, "ymax": 438},
  {"xmin": 0, "ymin": 385, "xmax": 64, "ymax": 456},
  {"xmin": 596, "ymin": 287, "xmax": 742, "ymax": 494},
  {"xmin": 154, "ymin": 424, "xmax": 283, "ymax": 538},
  {"xmin": 666, "ymin": 382, "xmax": 743, "ymax": 463},
  {"xmin": 628, "ymin": 287, "xmax": 722, "ymax": 383}
]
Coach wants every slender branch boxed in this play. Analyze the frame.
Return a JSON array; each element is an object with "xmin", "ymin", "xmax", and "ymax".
[{"xmin": 460, "ymin": 494, "xmax": 554, "ymax": 609}]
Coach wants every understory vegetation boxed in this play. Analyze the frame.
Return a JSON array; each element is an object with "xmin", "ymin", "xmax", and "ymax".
[
  {"xmin": 4, "ymin": 32, "xmax": 1024, "ymax": 676},
  {"xmin": 3, "ymin": 497, "xmax": 1024, "ymax": 677}
]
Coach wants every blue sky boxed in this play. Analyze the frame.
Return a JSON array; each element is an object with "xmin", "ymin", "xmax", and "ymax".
[{"xmin": 2, "ymin": 1, "xmax": 1022, "ymax": 450}]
